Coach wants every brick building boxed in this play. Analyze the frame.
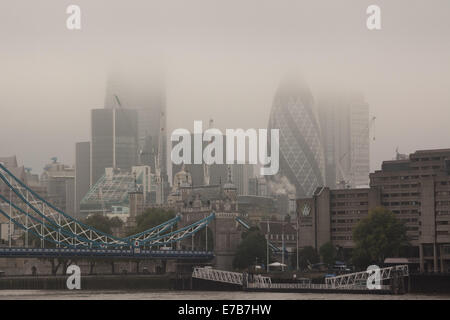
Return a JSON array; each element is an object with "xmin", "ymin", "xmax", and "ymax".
[{"xmin": 296, "ymin": 149, "xmax": 450, "ymax": 273}]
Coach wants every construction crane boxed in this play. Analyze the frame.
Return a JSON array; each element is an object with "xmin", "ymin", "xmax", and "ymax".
[
  {"xmin": 114, "ymin": 95, "xmax": 122, "ymax": 108},
  {"xmin": 336, "ymin": 116, "xmax": 376, "ymax": 188}
]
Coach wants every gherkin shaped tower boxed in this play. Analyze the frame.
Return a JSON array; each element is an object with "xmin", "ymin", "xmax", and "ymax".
[{"xmin": 268, "ymin": 76, "xmax": 325, "ymax": 197}]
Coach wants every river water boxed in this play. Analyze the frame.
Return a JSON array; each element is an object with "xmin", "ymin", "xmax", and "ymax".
[{"xmin": 0, "ymin": 290, "xmax": 449, "ymax": 300}]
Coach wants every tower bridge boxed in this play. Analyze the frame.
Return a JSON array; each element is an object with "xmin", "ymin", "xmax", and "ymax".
[
  {"xmin": 0, "ymin": 162, "xmax": 285, "ymax": 273},
  {"xmin": 0, "ymin": 163, "xmax": 215, "ymax": 262}
]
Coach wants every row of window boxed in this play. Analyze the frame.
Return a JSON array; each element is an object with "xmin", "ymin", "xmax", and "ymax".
[
  {"xmin": 332, "ymin": 219, "xmax": 358, "ymax": 224},
  {"xmin": 377, "ymin": 175, "xmax": 420, "ymax": 181},
  {"xmin": 383, "ymin": 201, "xmax": 421, "ymax": 206},
  {"xmin": 331, "ymin": 193, "xmax": 367, "ymax": 199},
  {"xmin": 268, "ymin": 234, "xmax": 296, "ymax": 241},
  {"xmin": 412, "ymin": 166, "xmax": 441, "ymax": 170},
  {"xmin": 331, "ymin": 227, "xmax": 353, "ymax": 232},
  {"xmin": 392, "ymin": 209, "xmax": 420, "ymax": 215},
  {"xmin": 331, "ymin": 210, "xmax": 368, "ymax": 215},
  {"xmin": 381, "ymin": 183, "xmax": 420, "ymax": 189},
  {"xmin": 331, "ymin": 202, "xmax": 368, "ymax": 207},
  {"xmin": 412, "ymin": 157, "xmax": 442, "ymax": 162},
  {"xmin": 332, "ymin": 236, "xmax": 352, "ymax": 241},
  {"xmin": 382, "ymin": 192, "xmax": 421, "ymax": 198}
]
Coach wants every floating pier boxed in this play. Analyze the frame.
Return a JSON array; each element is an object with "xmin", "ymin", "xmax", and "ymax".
[{"xmin": 191, "ymin": 265, "xmax": 409, "ymax": 294}]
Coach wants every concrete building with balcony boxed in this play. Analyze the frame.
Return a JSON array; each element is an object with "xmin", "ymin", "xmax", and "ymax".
[
  {"xmin": 370, "ymin": 149, "xmax": 450, "ymax": 273},
  {"xmin": 296, "ymin": 148, "xmax": 450, "ymax": 273}
]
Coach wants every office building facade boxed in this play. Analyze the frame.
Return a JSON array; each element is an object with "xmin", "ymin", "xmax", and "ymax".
[
  {"xmin": 104, "ymin": 71, "xmax": 167, "ymax": 179},
  {"xmin": 317, "ymin": 91, "xmax": 370, "ymax": 189},
  {"xmin": 75, "ymin": 142, "xmax": 90, "ymax": 216},
  {"xmin": 268, "ymin": 76, "xmax": 325, "ymax": 198},
  {"xmin": 296, "ymin": 148, "xmax": 450, "ymax": 273},
  {"xmin": 90, "ymin": 108, "xmax": 138, "ymax": 186}
]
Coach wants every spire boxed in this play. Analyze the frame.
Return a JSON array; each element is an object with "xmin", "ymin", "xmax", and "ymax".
[{"xmin": 223, "ymin": 165, "xmax": 236, "ymax": 190}]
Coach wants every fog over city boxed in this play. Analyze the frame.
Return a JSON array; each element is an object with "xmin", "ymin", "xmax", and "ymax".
[{"xmin": 1, "ymin": 0, "xmax": 449, "ymax": 175}]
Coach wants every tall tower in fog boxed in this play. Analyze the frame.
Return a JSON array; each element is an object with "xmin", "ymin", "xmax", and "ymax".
[
  {"xmin": 268, "ymin": 76, "xmax": 325, "ymax": 197},
  {"xmin": 317, "ymin": 91, "xmax": 370, "ymax": 188},
  {"xmin": 90, "ymin": 108, "xmax": 138, "ymax": 185},
  {"xmin": 104, "ymin": 69, "xmax": 167, "ymax": 180}
]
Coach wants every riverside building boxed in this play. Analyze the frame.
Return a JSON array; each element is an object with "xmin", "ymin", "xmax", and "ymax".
[{"xmin": 296, "ymin": 148, "xmax": 450, "ymax": 273}]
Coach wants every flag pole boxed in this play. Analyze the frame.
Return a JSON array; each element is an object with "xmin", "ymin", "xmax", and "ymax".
[{"xmin": 266, "ymin": 216, "xmax": 269, "ymax": 273}]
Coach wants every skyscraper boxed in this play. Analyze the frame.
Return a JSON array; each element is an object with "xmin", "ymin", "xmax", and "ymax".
[
  {"xmin": 90, "ymin": 108, "xmax": 138, "ymax": 185},
  {"xmin": 317, "ymin": 91, "xmax": 370, "ymax": 188},
  {"xmin": 268, "ymin": 76, "xmax": 325, "ymax": 197},
  {"xmin": 208, "ymin": 136, "xmax": 229, "ymax": 184},
  {"xmin": 231, "ymin": 164, "xmax": 254, "ymax": 196},
  {"xmin": 104, "ymin": 70, "xmax": 167, "ymax": 178},
  {"xmin": 75, "ymin": 141, "xmax": 90, "ymax": 216}
]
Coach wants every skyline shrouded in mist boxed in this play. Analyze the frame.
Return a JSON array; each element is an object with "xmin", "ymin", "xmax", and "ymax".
[{"xmin": 0, "ymin": 0, "xmax": 449, "ymax": 175}]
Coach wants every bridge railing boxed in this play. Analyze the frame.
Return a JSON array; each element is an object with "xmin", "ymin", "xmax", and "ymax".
[
  {"xmin": 0, "ymin": 247, "xmax": 215, "ymax": 258},
  {"xmin": 0, "ymin": 163, "xmax": 215, "ymax": 249},
  {"xmin": 192, "ymin": 267, "xmax": 273, "ymax": 287},
  {"xmin": 192, "ymin": 267, "xmax": 396, "ymax": 291},
  {"xmin": 252, "ymin": 274, "xmax": 272, "ymax": 288},
  {"xmin": 192, "ymin": 267, "xmax": 244, "ymax": 285},
  {"xmin": 325, "ymin": 265, "xmax": 409, "ymax": 288},
  {"xmin": 247, "ymin": 282, "xmax": 392, "ymax": 290}
]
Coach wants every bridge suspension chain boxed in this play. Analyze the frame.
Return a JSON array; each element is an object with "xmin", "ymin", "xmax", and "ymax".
[
  {"xmin": 0, "ymin": 165, "xmax": 128, "ymax": 248},
  {"xmin": 135, "ymin": 213, "xmax": 215, "ymax": 247},
  {"xmin": 0, "ymin": 163, "xmax": 215, "ymax": 249}
]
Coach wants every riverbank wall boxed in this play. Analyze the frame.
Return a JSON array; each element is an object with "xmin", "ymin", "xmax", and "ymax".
[
  {"xmin": 0, "ymin": 274, "xmax": 173, "ymax": 290},
  {"xmin": 0, "ymin": 273, "xmax": 449, "ymax": 294}
]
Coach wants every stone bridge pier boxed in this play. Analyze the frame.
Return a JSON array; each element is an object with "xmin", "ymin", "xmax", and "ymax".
[{"xmin": 178, "ymin": 210, "xmax": 243, "ymax": 271}]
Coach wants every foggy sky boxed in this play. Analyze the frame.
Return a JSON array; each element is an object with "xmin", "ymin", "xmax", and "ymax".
[{"xmin": 1, "ymin": 0, "xmax": 449, "ymax": 175}]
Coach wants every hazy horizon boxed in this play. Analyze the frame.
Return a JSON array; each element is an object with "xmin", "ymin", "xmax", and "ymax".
[{"xmin": 1, "ymin": 0, "xmax": 449, "ymax": 176}]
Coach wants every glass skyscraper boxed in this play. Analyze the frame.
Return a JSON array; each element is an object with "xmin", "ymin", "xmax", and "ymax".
[
  {"xmin": 268, "ymin": 76, "xmax": 325, "ymax": 197},
  {"xmin": 104, "ymin": 70, "xmax": 167, "ymax": 181},
  {"xmin": 317, "ymin": 91, "xmax": 370, "ymax": 188},
  {"xmin": 90, "ymin": 108, "xmax": 138, "ymax": 185}
]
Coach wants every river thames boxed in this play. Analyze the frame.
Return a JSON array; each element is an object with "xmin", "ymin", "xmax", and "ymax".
[{"xmin": 0, "ymin": 290, "xmax": 449, "ymax": 300}]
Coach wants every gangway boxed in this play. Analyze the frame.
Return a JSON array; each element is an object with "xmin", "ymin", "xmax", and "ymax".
[
  {"xmin": 192, "ymin": 266, "xmax": 404, "ymax": 293},
  {"xmin": 192, "ymin": 267, "xmax": 243, "ymax": 285},
  {"xmin": 192, "ymin": 267, "xmax": 271, "ymax": 287},
  {"xmin": 325, "ymin": 265, "xmax": 409, "ymax": 288}
]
